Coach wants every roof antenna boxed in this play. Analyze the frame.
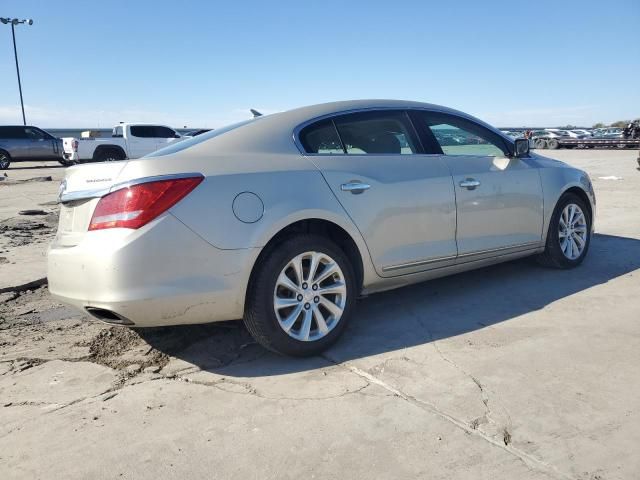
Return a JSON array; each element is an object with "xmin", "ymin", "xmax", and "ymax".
[{"xmin": 250, "ymin": 109, "xmax": 263, "ymax": 118}]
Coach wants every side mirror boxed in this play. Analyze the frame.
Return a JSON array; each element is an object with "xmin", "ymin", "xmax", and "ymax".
[{"xmin": 514, "ymin": 138, "xmax": 530, "ymax": 158}]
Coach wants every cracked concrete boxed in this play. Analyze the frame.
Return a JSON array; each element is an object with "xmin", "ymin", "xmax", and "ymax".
[{"xmin": 1, "ymin": 151, "xmax": 640, "ymax": 479}]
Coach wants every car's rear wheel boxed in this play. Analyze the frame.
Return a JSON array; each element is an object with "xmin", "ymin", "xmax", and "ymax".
[
  {"xmin": 547, "ymin": 138, "xmax": 560, "ymax": 149},
  {"xmin": 0, "ymin": 150, "xmax": 11, "ymax": 170},
  {"xmin": 537, "ymin": 192, "xmax": 591, "ymax": 268},
  {"xmin": 534, "ymin": 139, "xmax": 547, "ymax": 149},
  {"xmin": 95, "ymin": 148, "xmax": 125, "ymax": 162},
  {"xmin": 244, "ymin": 234, "xmax": 356, "ymax": 357}
]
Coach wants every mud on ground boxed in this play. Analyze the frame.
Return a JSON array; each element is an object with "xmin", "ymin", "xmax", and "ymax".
[{"xmin": 0, "ymin": 284, "xmax": 260, "ymax": 387}]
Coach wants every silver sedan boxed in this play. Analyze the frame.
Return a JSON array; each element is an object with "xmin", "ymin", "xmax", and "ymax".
[{"xmin": 48, "ymin": 100, "xmax": 595, "ymax": 356}]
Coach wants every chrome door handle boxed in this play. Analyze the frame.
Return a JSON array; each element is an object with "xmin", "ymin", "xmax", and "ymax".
[
  {"xmin": 459, "ymin": 178, "xmax": 480, "ymax": 190},
  {"xmin": 341, "ymin": 181, "xmax": 371, "ymax": 194}
]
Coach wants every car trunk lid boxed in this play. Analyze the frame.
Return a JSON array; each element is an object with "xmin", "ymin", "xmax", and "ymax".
[{"xmin": 55, "ymin": 161, "xmax": 129, "ymax": 245}]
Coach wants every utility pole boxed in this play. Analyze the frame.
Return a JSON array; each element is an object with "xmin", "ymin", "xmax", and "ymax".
[{"xmin": 1, "ymin": 17, "xmax": 33, "ymax": 125}]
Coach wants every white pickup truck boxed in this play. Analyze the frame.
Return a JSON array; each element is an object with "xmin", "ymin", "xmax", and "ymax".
[{"xmin": 61, "ymin": 123, "xmax": 184, "ymax": 164}]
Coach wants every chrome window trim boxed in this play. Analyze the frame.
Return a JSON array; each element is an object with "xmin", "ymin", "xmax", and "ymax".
[
  {"xmin": 58, "ymin": 172, "xmax": 204, "ymax": 204},
  {"xmin": 292, "ymin": 106, "xmax": 514, "ymax": 156},
  {"xmin": 382, "ymin": 241, "xmax": 541, "ymax": 273}
]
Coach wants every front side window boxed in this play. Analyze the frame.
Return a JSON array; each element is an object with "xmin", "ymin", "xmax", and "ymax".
[
  {"xmin": 24, "ymin": 127, "xmax": 47, "ymax": 140},
  {"xmin": 299, "ymin": 119, "xmax": 344, "ymax": 154},
  {"xmin": 334, "ymin": 111, "xmax": 418, "ymax": 155},
  {"xmin": 414, "ymin": 111, "xmax": 509, "ymax": 157},
  {"xmin": 155, "ymin": 126, "xmax": 178, "ymax": 138}
]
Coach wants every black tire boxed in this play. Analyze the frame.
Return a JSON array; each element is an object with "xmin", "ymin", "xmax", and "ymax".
[
  {"xmin": 0, "ymin": 150, "xmax": 11, "ymax": 170},
  {"xmin": 94, "ymin": 148, "xmax": 126, "ymax": 162},
  {"xmin": 537, "ymin": 192, "xmax": 591, "ymax": 269},
  {"xmin": 547, "ymin": 138, "xmax": 560, "ymax": 149},
  {"xmin": 534, "ymin": 139, "xmax": 547, "ymax": 149},
  {"xmin": 244, "ymin": 234, "xmax": 356, "ymax": 357}
]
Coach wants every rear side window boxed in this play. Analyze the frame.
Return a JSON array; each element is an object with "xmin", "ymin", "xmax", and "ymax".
[
  {"xmin": 334, "ymin": 111, "xmax": 418, "ymax": 155},
  {"xmin": 130, "ymin": 126, "xmax": 156, "ymax": 138},
  {"xmin": 299, "ymin": 120, "xmax": 344, "ymax": 154},
  {"xmin": 0, "ymin": 126, "xmax": 28, "ymax": 139}
]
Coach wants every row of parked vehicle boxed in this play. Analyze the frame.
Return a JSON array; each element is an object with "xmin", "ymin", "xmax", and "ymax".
[
  {"xmin": 0, "ymin": 124, "xmax": 210, "ymax": 169},
  {"xmin": 501, "ymin": 127, "xmax": 623, "ymax": 141},
  {"xmin": 500, "ymin": 124, "xmax": 640, "ymax": 150}
]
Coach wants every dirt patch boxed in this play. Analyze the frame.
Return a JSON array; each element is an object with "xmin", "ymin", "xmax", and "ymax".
[
  {"xmin": 0, "ymin": 212, "xmax": 58, "ymax": 248},
  {"xmin": 0, "ymin": 175, "xmax": 53, "ymax": 186},
  {"xmin": 84, "ymin": 327, "xmax": 170, "ymax": 372},
  {"xmin": 1, "ymin": 287, "xmax": 258, "ymax": 380}
]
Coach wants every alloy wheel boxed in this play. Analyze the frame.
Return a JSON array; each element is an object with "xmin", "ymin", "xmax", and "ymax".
[
  {"xmin": 559, "ymin": 203, "xmax": 588, "ymax": 260},
  {"xmin": 0, "ymin": 153, "xmax": 9, "ymax": 170},
  {"xmin": 273, "ymin": 251, "xmax": 347, "ymax": 342}
]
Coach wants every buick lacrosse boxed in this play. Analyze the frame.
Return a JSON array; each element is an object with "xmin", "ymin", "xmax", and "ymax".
[{"xmin": 48, "ymin": 100, "xmax": 595, "ymax": 356}]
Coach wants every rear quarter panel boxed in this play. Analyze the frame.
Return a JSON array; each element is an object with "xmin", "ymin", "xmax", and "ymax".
[{"xmin": 116, "ymin": 149, "xmax": 380, "ymax": 287}]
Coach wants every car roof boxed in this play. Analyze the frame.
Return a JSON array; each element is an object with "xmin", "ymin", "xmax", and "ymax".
[
  {"xmin": 157, "ymin": 99, "xmax": 510, "ymax": 158},
  {"xmin": 266, "ymin": 99, "xmax": 481, "ymax": 125}
]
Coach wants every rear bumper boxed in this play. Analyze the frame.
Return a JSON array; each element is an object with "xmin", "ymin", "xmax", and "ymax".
[{"xmin": 47, "ymin": 213, "xmax": 259, "ymax": 327}]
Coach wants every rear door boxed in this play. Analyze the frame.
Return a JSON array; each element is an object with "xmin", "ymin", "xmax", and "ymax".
[
  {"xmin": 127, "ymin": 125, "xmax": 158, "ymax": 158},
  {"xmin": 411, "ymin": 110, "xmax": 543, "ymax": 258},
  {"xmin": 300, "ymin": 110, "xmax": 457, "ymax": 277}
]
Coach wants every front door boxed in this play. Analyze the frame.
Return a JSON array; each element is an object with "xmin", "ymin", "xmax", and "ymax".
[
  {"xmin": 24, "ymin": 127, "xmax": 55, "ymax": 159},
  {"xmin": 299, "ymin": 110, "xmax": 457, "ymax": 277},
  {"xmin": 411, "ymin": 111, "xmax": 544, "ymax": 257}
]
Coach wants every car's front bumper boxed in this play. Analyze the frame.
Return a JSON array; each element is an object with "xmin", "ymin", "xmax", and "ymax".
[{"xmin": 48, "ymin": 213, "xmax": 259, "ymax": 327}]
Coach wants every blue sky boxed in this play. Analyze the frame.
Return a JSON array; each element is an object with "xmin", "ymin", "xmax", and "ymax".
[{"xmin": 1, "ymin": 0, "xmax": 638, "ymax": 128}]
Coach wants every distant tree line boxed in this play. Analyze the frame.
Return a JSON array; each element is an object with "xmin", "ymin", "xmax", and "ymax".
[{"xmin": 590, "ymin": 119, "xmax": 639, "ymax": 129}]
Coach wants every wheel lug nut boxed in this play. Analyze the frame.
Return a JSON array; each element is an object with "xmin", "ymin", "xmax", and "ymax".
[
  {"xmin": 297, "ymin": 294, "xmax": 303, "ymax": 301},
  {"xmin": 304, "ymin": 303, "xmax": 310, "ymax": 310},
  {"xmin": 314, "ymin": 296, "xmax": 319, "ymax": 303},
  {"xmin": 302, "ymin": 282, "xmax": 308, "ymax": 289},
  {"xmin": 312, "ymin": 284, "xmax": 318, "ymax": 291}
]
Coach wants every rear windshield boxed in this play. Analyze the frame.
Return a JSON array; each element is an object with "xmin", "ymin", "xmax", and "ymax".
[{"xmin": 145, "ymin": 119, "xmax": 257, "ymax": 157}]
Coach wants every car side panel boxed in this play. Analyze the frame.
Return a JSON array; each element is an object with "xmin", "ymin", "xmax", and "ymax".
[{"xmin": 532, "ymin": 155, "xmax": 596, "ymax": 241}]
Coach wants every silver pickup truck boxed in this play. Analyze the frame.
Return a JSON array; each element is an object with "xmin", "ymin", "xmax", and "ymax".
[{"xmin": 0, "ymin": 125, "xmax": 65, "ymax": 169}]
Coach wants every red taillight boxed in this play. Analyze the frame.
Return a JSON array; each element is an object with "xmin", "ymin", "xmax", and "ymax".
[
  {"xmin": 72, "ymin": 140, "xmax": 78, "ymax": 152},
  {"xmin": 88, "ymin": 176, "xmax": 203, "ymax": 231}
]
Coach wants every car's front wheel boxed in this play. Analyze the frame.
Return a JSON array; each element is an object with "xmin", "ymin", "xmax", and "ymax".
[
  {"xmin": 537, "ymin": 192, "xmax": 591, "ymax": 268},
  {"xmin": 0, "ymin": 151, "xmax": 11, "ymax": 170},
  {"xmin": 244, "ymin": 234, "xmax": 356, "ymax": 356}
]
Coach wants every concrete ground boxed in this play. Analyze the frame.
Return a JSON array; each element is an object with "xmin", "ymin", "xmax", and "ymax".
[{"xmin": 1, "ymin": 149, "xmax": 639, "ymax": 479}]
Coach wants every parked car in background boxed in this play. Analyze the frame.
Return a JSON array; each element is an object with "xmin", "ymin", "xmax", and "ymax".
[
  {"xmin": 61, "ymin": 123, "xmax": 183, "ymax": 164},
  {"xmin": 48, "ymin": 100, "xmax": 595, "ymax": 357},
  {"xmin": 592, "ymin": 127, "xmax": 622, "ymax": 138},
  {"xmin": 546, "ymin": 129, "xmax": 579, "ymax": 138},
  {"xmin": 531, "ymin": 130, "xmax": 560, "ymax": 149},
  {"xmin": 570, "ymin": 129, "xmax": 592, "ymax": 137},
  {"xmin": 0, "ymin": 125, "xmax": 64, "ymax": 169}
]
